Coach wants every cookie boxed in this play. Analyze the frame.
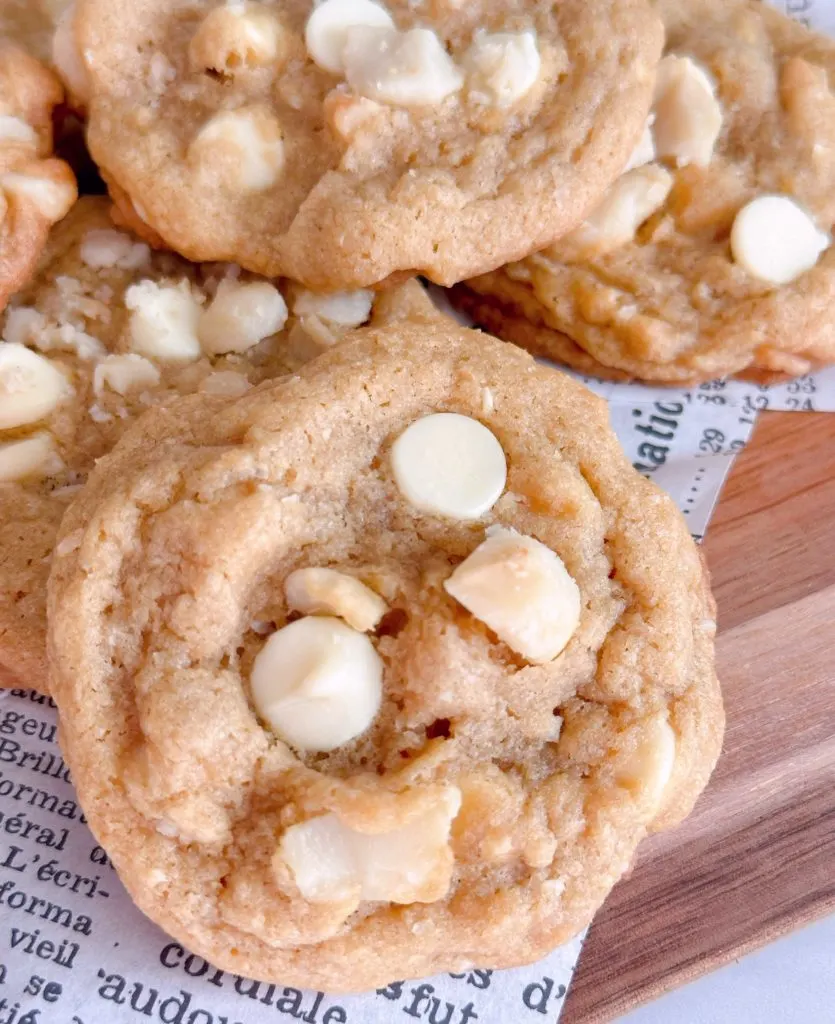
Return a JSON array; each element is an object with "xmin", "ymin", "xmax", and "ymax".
[
  {"xmin": 0, "ymin": 40, "xmax": 76, "ymax": 312},
  {"xmin": 0, "ymin": 1, "xmax": 68, "ymax": 65},
  {"xmin": 48, "ymin": 321, "xmax": 723, "ymax": 991},
  {"xmin": 457, "ymin": 0, "xmax": 835, "ymax": 383},
  {"xmin": 0, "ymin": 196, "xmax": 432, "ymax": 693},
  {"xmin": 73, "ymin": 0, "xmax": 663, "ymax": 290}
]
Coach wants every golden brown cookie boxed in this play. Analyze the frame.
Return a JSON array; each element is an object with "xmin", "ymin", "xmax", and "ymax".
[
  {"xmin": 0, "ymin": 40, "xmax": 77, "ymax": 311},
  {"xmin": 48, "ymin": 321, "xmax": 722, "ymax": 991},
  {"xmin": 0, "ymin": 196, "xmax": 431, "ymax": 692},
  {"xmin": 0, "ymin": 0, "xmax": 70, "ymax": 64},
  {"xmin": 458, "ymin": 0, "xmax": 835, "ymax": 383},
  {"xmin": 73, "ymin": 0, "xmax": 663, "ymax": 290}
]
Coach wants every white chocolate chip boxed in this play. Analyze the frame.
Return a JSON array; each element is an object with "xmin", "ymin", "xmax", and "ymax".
[
  {"xmin": 3, "ymin": 308, "xmax": 45, "ymax": 348},
  {"xmin": 189, "ymin": 107, "xmax": 284, "ymax": 192},
  {"xmin": 0, "ymin": 344, "xmax": 68, "ymax": 429},
  {"xmin": 93, "ymin": 354, "xmax": 161, "ymax": 397},
  {"xmin": 730, "ymin": 195, "xmax": 830, "ymax": 285},
  {"xmin": 444, "ymin": 526, "xmax": 581, "ymax": 663},
  {"xmin": 292, "ymin": 288, "xmax": 373, "ymax": 328},
  {"xmin": 189, "ymin": 2, "xmax": 284, "ymax": 74},
  {"xmin": 277, "ymin": 787, "xmax": 460, "ymax": 904},
  {"xmin": 198, "ymin": 279, "xmax": 288, "ymax": 355},
  {"xmin": 80, "ymin": 229, "xmax": 150, "ymax": 270},
  {"xmin": 618, "ymin": 713, "xmax": 676, "ymax": 816},
  {"xmin": 125, "ymin": 280, "xmax": 202, "ymax": 363},
  {"xmin": 52, "ymin": 4, "xmax": 90, "ymax": 105},
  {"xmin": 285, "ymin": 568, "xmax": 388, "ymax": 632},
  {"xmin": 0, "ymin": 115, "xmax": 37, "ymax": 145},
  {"xmin": 199, "ymin": 370, "xmax": 251, "ymax": 396},
  {"xmin": 250, "ymin": 615, "xmax": 382, "ymax": 752},
  {"xmin": 565, "ymin": 165, "xmax": 673, "ymax": 255},
  {"xmin": 391, "ymin": 412, "xmax": 506, "ymax": 520},
  {"xmin": 305, "ymin": 0, "xmax": 394, "ymax": 74},
  {"xmin": 0, "ymin": 173, "xmax": 76, "ymax": 220},
  {"xmin": 624, "ymin": 117, "xmax": 655, "ymax": 172},
  {"xmin": 0, "ymin": 432, "xmax": 60, "ymax": 482},
  {"xmin": 344, "ymin": 26, "xmax": 463, "ymax": 106},
  {"xmin": 653, "ymin": 55, "xmax": 722, "ymax": 168},
  {"xmin": 463, "ymin": 30, "xmax": 540, "ymax": 108}
]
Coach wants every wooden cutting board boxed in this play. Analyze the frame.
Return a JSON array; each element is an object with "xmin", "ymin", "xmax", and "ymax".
[{"xmin": 562, "ymin": 410, "xmax": 835, "ymax": 1023}]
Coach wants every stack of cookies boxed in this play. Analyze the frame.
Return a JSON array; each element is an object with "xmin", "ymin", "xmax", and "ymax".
[{"xmin": 0, "ymin": 0, "xmax": 825, "ymax": 993}]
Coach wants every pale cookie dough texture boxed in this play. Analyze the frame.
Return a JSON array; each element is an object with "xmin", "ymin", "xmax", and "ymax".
[
  {"xmin": 48, "ymin": 322, "xmax": 723, "ymax": 991},
  {"xmin": 73, "ymin": 0, "xmax": 663, "ymax": 289},
  {"xmin": 0, "ymin": 197, "xmax": 427, "ymax": 694},
  {"xmin": 0, "ymin": 41, "xmax": 77, "ymax": 312},
  {"xmin": 455, "ymin": 0, "xmax": 835, "ymax": 383}
]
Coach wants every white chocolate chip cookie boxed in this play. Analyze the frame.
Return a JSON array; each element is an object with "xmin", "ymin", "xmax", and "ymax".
[
  {"xmin": 73, "ymin": 0, "xmax": 662, "ymax": 289},
  {"xmin": 0, "ymin": 197, "xmax": 433, "ymax": 693},
  {"xmin": 455, "ymin": 0, "xmax": 835, "ymax": 383},
  {"xmin": 48, "ymin": 321, "xmax": 722, "ymax": 991},
  {"xmin": 0, "ymin": 41, "xmax": 77, "ymax": 312}
]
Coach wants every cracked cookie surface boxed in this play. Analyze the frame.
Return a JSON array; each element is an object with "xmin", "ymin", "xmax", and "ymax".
[
  {"xmin": 48, "ymin": 322, "xmax": 722, "ymax": 991},
  {"xmin": 75, "ymin": 0, "xmax": 662, "ymax": 289},
  {"xmin": 457, "ymin": 0, "xmax": 835, "ymax": 383},
  {"xmin": 0, "ymin": 196, "xmax": 425, "ymax": 692}
]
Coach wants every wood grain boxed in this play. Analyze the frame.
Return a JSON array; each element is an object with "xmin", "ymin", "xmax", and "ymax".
[{"xmin": 561, "ymin": 411, "xmax": 835, "ymax": 1023}]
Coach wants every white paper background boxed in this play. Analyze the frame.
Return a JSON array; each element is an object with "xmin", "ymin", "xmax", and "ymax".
[{"xmin": 2, "ymin": 1, "xmax": 835, "ymax": 1020}]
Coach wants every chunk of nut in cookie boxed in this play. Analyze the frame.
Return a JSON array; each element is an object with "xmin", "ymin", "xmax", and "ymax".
[
  {"xmin": 392, "ymin": 413, "xmax": 506, "ymax": 520},
  {"xmin": 343, "ymin": 26, "xmax": 463, "ymax": 106},
  {"xmin": 617, "ymin": 712, "xmax": 676, "ymax": 817},
  {"xmin": 564, "ymin": 165, "xmax": 673, "ymax": 255},
  {"xmin": 189, "ymin": 1, "xmax": 284, "ymax": 75},
  {"xmin": 652, "ymin": 56, "xmax": 722, "ymax": 168},
  {"xmin": 0, "ymin": 343, "xmax": 69, "ymax": 429},
  {"xmin": 277, "ymin": 787, "xmax": 461, "ymax": 904},
  {"xmin": 125, "ymin": 280, "xmax": 202, "ymax": 362},
  {"xmin": 188, "ymin": 107, "xmax": 284, "ymax": 191},
  {"xmin": 730, "ymin": 195, "xmax": 830, "ymax": 285},
  {"xmin": 444, "ymin": 526, "xmax": 581, "ymax": 663},
  {"xmin": 624, "ymin": 117, "xmax": 655, "ymax": 172},
  {"xmin": 198, "ymin": 280, "xmax": 288, "ymax": 355},
  {"xmin": 0, "ymin": 432, "xmax": 61, "ymax": 482},
  {"xmin": 323, "ymin": 93, "xmax": 383, "ymax": 143},
  {"xmin": 285, "ymin": 568, "xmax": 388, "ymax": 632},
  {"xmin": 305, "ymin": 0, "xmax": 394, "ymax": 74},
  {"xmin": 93, "ymin": 354, "xmax": 161, "ymax": 397},
  {"xmin": 463, "ymin": 30, "xmax": 540, "ymax": 108},
  {"xmin": 291, "ymin": 288, "xmax": 373, "ymax": 329},
  {"xmin": 80, "ymin": 229, "xmax": 150, "ymax": 270},
  {"xmin": 250, "ymin": 616, "xmax": 383, "ymax": 752},
  {"xmin": 0, "ymin": 172, "xmax": 76, "ymax": 221},
  {"xmin": 0, "ymin": 115, "xmax": 37, "ymax": 145}
]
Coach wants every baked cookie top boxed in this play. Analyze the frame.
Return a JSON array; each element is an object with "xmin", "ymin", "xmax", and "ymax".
[
  {"xmin": 48, "ymin": 322, "xmax": 722, "ymax": 991},
  {"xmin": 0, "ymin": 196, "xmax": 423, "ymax": 692},
  {"xmin": 0, "ymin": 40, "xmax": 76, "ymax": 312},
  {"xmin": 0, "ymin": 0, "xmax": 68, "ymax": 64},
  {"xmin": 74, "ymin": 0, "xmax": 663, "ymax": 289},
  {"xmin": 460, "ymin": 0, "xmax": 835, "ymax": 383}
]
